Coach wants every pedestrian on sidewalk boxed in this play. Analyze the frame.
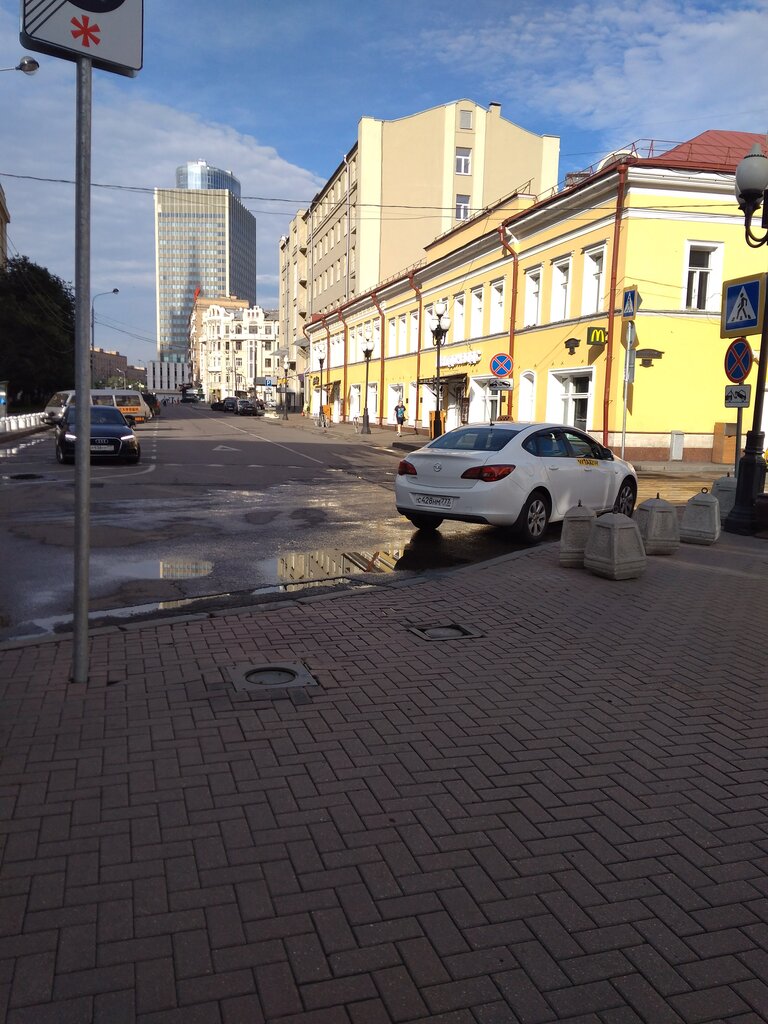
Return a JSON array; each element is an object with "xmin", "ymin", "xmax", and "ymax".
[{"xmin": 394, "ymin": 399, "xmax": 406, "ymax": 436}]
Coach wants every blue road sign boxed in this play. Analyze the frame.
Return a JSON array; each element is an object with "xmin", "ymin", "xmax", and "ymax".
[
  {"xmin": 724, "ymin": 338, "xmax": 754, "ymax": 384},
  {"xmin": 490, "ymin": 352, "xmax": 513, "ymax": 377},
  {"xmin": 622, "ymin": 288, "xmax": 638, "ymax": 320},
  {"xmin": 721, "ymin": 274, "xmax": 766, "ymax": 338}
]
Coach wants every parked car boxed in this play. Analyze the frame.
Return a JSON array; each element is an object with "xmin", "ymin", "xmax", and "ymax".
[
  {"xmin": 235, "ymin": 399, "xmax": 257, "ymax": 416},
  {"xmin": 54, "ymin": 405, "xmax": 141, "ymax": 465},
  {"xmin": 210, "ymin": 400, "xmax": 224, "ymax": 411},
  {"xmin": 221, "ymin": 397, "xmax": 238, "ymax": 412},
  {"xmin": 395, "ymin": 421, "xmax": 637, "ymax": 543}
]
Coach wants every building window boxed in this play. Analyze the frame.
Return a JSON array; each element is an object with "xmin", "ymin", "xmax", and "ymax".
[
  {"xmin": 423, "ymin": 304, "xmax": 433, "ymax": 349},
  {"xmin": 456, "ymin": 195, "xmax": 470, "ymax": 221},
  {"xmin": 455, "ymin": 148, "xmax": 471, "ymax": 175},
  {"xmin": 409, "ymin": 311, "xmax": 419, "ymax": 353},
  {"xmin": 551, "ymin": 258, "xmax": 571, "ymax": 321},
  {"xmin": 453, "ymin": 293, "xmax": 465, "ymax": 342},
  {"xmin": 388, "ymin": 317, "xmax": 397, "ymax": 356},
  {"xmin": 470, "ymin": 287, "xmax": 484, "ymax": 338},
  {"xmin": 525, "ymin": 269, "xmax": 541, "ymax": 326},
  {"xmin": 490, "ymin": 279, "xmax": 505, "ymax": 334},
  {"xmin": 686, "ymin": 246, "xmax": 713, "ymax": 310},
  {"xmin": 459, "ymin": 109, "xmax": 473, "ymax": 130},
  {"xmin": 582, "ymin": 248, "xmax": 604, "ymax": 315},
  {"xmin": 398, "ymin": 314, "xmax": 407, "ymax": 355}
]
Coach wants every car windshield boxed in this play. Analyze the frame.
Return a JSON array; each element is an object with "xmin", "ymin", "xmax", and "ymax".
[
  {"xmin": 428, "ymin": 426, "xmax": 519, "ymax": 452},
  {"xmin": 66, "ymin": 407, "xmax": 125, "ymax": 426}
]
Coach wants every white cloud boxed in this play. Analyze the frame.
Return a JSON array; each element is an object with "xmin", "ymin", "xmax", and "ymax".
[{"xmin": 1, "ymin": 6, "xmax": 321, "ymax": 363}]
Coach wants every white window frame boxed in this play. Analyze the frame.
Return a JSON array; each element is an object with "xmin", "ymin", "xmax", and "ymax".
[
  {"xmin": 546, "ymin": 368, "xmax": 596, "ymax": 431},
  {"xmin": 388, "ymin": 317, "xmax": 396, "ymax": 356},
  {"xmin": 524, "ymin": 268, "xmax": 542, "ymax": 327},
  {"xmin": 456, "ymin": 194, "xmax": 470, "ymax": 221},
  {"xmin": 453, "ymin": 293, "xmax": 465, "ymax": 342},
  {"xmin": 455, "ymin": 147, "xmax": 471, "ymax": 175},
  {"xmin": 398, "ymin": 314, "xmax": 407, "ymax": 355},
  {"xmin": 490, "ymin": 279, "xmax": 505, "ymax": 334},
  {"xmin": 581, "ymin": 246, "xmax": 605, "ymax": 316},
  {"xmin": 550, "ymin": 257, "xmax": 572, "ymax": 322},
  {"xmin": 684, "ymin": 241, "xmax": 723, "ymax": 312},
  {"xmin": 423, "ymin": 303, "xmax": 434, "ymax": 349},
  {"xmin": 459, "ymin": 109, "xmax": 473, "ymax": 130},
  {"xmin": 409, "ymin": 310, "xmax": 419, "ymax": 353},
  {"xmin": 470, "ymin": 287, "xmax": 484, "ymax": 339}
]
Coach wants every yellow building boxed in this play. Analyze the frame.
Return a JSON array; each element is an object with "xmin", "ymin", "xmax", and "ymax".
[{"xmin": 305, "ymin": 130, "xmax": 767, "ymax": 464}]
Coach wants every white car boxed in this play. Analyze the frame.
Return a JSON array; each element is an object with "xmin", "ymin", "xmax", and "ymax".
[{"xmin": 395, "ymin": 421, "xmax": 637, "ymax": 543}]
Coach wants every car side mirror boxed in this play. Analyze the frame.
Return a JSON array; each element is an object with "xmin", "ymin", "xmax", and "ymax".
[{"xmin": 600, "ymin": 446, "xmax": 613, "ymax": 460}]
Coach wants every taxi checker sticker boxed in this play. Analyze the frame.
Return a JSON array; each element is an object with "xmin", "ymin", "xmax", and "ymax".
[{"xmin": 577, "ymin": 457, "xmax": 599, "ymax": 466}]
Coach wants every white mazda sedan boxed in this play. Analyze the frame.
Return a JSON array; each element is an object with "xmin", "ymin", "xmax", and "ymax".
[{"xmin": 395, "ymin": 422, "xmax": 637, "ymax": 543}]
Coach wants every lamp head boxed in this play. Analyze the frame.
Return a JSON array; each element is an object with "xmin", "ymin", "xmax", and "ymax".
[
  {"xmin": 17, "ymin": 56, "xmax": 39, "ymax": 75},
  {"xmin": 564, "ymin": 337, "xmax": 580, "ymax": 355},
  {"xmin": 735, "ymin": 143, "xmax": 768, "ymax": 214}
]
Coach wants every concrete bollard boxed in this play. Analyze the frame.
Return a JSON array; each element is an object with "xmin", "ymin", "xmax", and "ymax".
[
  {"xmin": 711, "ymin": 473, "xmax": 737, "ymax": 524},
  {"xmin": 633, "ymin": 493, "xmax": 680, "ymax": 555},
  {"xmin": 680, "ymin": 488, "xmax": 720, "ymax": 545},
  {"xmin": 559, "ymin": 501, "xmax": 597, "ymax": 568},
  {"xmin": 583, "ymin": 512, "xmax": 647, "ymax": 580}
]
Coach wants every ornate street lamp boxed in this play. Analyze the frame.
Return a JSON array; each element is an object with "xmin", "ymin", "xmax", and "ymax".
[
  {"xmin": 282, "ymin": 355, "xmax": 289, "ymax": 420},
  {"xmin": 725, "ymin": 142, "xmax": 768, "ymax": 535},
  {"xmin": 317, "ymin": 341, "xmax": 327, "ymax": 426},
  {"xmin": 428, "ymin": 300, "xmax": 451, "ymax": 438},
  {"xmin": 360, "ymin": 327, "xmax": 374, "ymax": 434}
]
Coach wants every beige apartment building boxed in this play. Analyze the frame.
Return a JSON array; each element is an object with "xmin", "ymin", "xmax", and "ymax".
[{"xmin": 279, "ymin": 100, "xmax": 560, "ymax": 387}]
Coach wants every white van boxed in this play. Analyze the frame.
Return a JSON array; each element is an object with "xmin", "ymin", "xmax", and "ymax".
[{"xmin": 43, "ymin": 389, "xmax": 153, "ymax": 425}]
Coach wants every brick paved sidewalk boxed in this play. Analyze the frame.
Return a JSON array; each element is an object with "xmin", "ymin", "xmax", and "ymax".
[{"xmin": 2, "ymin": 532, "xmax": 768, "ymax": 1023}]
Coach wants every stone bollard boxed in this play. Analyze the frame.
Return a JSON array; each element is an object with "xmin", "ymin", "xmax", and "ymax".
[
  {"xmin": 583, "ymin": 512, "xmax": 647, "ymax": 580},
  {"xmin": 559, "ymin": 501, "xmax": 597, "ymax": 568},
  {"xmin": 711, "ymin": 473, "xmax": 737, "ymax": 524},
  {"xmin": 633, "ymin": 493, "xmax": 680, "ymax": 555},
  {"xmin": 680, "ymin": 488, "xmax": 720, "ymax": 545}
]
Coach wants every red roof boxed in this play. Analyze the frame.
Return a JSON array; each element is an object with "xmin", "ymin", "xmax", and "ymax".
[{"xmin": 646, "ymin": 130, "xmax": 766, "ymax": 171}]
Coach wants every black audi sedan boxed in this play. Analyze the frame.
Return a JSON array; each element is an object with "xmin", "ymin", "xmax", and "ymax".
[{"xmin": 54, "ymin": 406, "xmax": 141, "ymax": 465}]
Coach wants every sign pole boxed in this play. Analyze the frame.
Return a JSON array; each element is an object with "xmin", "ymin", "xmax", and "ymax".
[
  {"xmin": 735, "ymin": 407, "xmax": 743, "ymax": 475},
  {"xmin": 72, "ymin": 56, "xmax": 93, "ymax": 685},
  {"xmin": 621, "ymin": 322, "xmax": 635, "ymax": 460},
  {"xmin": 725, "ymin": 284, "xmax": 768, "ymax": 534}
]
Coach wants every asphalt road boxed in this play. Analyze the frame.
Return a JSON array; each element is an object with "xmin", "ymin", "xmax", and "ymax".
[{"xmin": 0, "ymin": 409, "xmax": 536, "ymax": 640}]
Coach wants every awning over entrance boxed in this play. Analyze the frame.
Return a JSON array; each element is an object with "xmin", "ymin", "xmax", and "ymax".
[{"xmin": 417, "ymin": 373, "xmax": 467, "ymax": 387}]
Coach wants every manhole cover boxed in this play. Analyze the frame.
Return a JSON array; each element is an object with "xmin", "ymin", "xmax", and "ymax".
[
  {"xmin": 227, "ymin": 661, "xmax": 318, "ymax": 695},
  {"xmin": 409, "ymin": 623, "xmax": 484, "ymax": 641},
  {"xmin": 244, "ymin": 667, "xmax": 298, "ymax": 687}
]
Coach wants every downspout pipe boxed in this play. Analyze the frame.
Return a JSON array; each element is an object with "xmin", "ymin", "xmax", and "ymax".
[
  {"xmin": 338, "ymin": 306, "xmax": 349, "ymax": 422},
  {"xmin": 371, "ymin": 290, "xmax": 385, "ymax": 426},
  {"xmin": 604, "ymin": 164, "xmax": 628, "ymax": 447},
  {"xmin": 497, "ymin": 221, "xmax": 519, "ymax": 419},
  {"xmin": 408, "ymin": 271, "xmax": 422, "ymax": 430}
]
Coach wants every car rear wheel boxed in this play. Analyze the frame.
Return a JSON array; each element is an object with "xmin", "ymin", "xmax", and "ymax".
[
  {"xmin": 405, "ymin": 513, "xmax": 443, "ymax": 531},
  {"xmin": 613, "ymin": 478, "xmax": 637, "ymax": 516},
  {"xmin": 55, "ymin": 445, "xmax": 73, "ymax": 465},
  {"xmin": 516, "ymin": 491, "xmax": 550, "ymax": 544}
]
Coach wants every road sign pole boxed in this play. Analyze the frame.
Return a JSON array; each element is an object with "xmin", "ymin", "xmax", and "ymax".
[
  {"xmin": 73, "ymin": 56, "xmax": 93, "ymax": 685},
  {"xmin": 725, "ymin": 284, "xmax": 768, "ymax": 534},
  {"xmin": 735, "ymin": 407, "xmax": 743, "ymax": 475}
]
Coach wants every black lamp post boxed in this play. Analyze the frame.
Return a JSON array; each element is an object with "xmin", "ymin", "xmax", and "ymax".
[
  {"xmin": 361, "ymin": 328, "xmax": 374, "ymax": 434},
  {"xmin": 428, "ymin": 300, "xmax": 451, "ymax": 438},
  {"xmin": 282, "ymin": 356, "xmax": 289, "ymax": 420},
  {"xmin": 725, "ymin": 142, "xmax": 768, "ymax": 535},
  {"xmin": 317, "ymin": 341, "xmax": 326, "ymax": 425}
]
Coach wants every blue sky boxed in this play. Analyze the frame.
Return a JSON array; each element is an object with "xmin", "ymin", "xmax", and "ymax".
[{"xmin": 2, "ymin": 0, "xmax": 768, "ymax": 366}]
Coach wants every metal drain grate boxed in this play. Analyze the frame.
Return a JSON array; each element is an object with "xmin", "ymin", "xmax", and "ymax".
[
  {"xmin": 409, "ymin": 623, "xmax": 484, "ymax": 641},
  {"xmin": 228, "ymin": 661, "xmax": 318, "ymax": 696}
]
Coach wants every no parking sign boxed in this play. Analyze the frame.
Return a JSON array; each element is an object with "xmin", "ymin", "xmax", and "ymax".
[{"xmin": 21, "ymin": 0, "xmax": 143, "ymax": 76}]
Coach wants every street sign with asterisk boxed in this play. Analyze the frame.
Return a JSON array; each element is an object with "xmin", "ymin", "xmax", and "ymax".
[{"xmin": 21, "ymin": 0, "xmax": 143, "ymax": 77}]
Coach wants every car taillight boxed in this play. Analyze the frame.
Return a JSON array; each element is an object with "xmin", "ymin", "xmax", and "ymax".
[
  {"xmin": 397, "ymin": 460, "xmax": 417, "ymax": 476},
  {"xmin": 461, "ymin": 464, "xmax": 515, "ymax": 482}
]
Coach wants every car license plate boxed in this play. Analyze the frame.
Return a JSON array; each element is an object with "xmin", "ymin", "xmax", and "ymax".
[
  {"xmin": 90, "ymin": 442, "xmax": 111, "ymax": 450},
  {"xmin": 415, "ymin": 494, "xmax": 453, "ymax": 509}
]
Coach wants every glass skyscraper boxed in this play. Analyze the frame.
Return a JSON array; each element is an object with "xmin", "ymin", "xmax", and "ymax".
[{"xmin": 154, "ymin": 161, "xmax": 257, "ymax": 363}]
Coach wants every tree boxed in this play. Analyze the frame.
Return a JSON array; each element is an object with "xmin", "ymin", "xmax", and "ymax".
[{"xmin": 0, "ymin": 256, "xmax": 75, "ymax": 409}]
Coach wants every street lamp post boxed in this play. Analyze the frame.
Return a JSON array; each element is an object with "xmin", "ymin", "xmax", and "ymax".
[
  {"xmin": 317, "ymin": 341, "xmax": 326, "ymax": 426},
  {"xmin": 361, "ymin": 328, "xmax": 374, "ymax": 434},
  {"xmin": 725, "ymin": 142, "xmax": 768, "ymax": 535},
  {"xmin": 428, "ymin": 300, "xmax": 451, "ymax": 439},
  {"xmin": 283, "ymin": 356, "xmax": 289, "ymax": 420},
  {"xmin": 90, "ymin": 288, "xmax": 119, "ymax": 379},
  {"xmin": 0, "ymin": 56, "xmax": 39, "ymax": 75}
]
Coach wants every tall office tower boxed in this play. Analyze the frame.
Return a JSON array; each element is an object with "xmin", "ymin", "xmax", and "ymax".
[{"xmin": 154, "ymin": 160, "xmax": 257, "ymax": 362}]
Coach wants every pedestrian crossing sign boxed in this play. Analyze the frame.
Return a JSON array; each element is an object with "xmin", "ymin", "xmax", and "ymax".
[
  {"xmin": 721, "ymin": 273, "xmax": 766, "ymax": 338},
  {"xmin": 621, "ymin": 287, "xmax": 639, "ymax": 320}
]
